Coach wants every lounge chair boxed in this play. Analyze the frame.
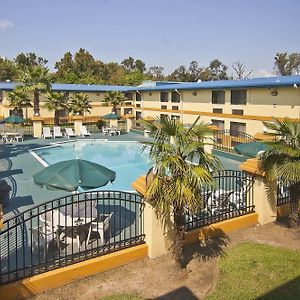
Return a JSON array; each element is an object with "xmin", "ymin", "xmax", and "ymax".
[
  {"xmin": 14, "ymin": 133, "xmax": 24, "ymax": 142},
  {"xmin": 42, "ymin": 127, "xmax": 53, "ymax": 139},
  {"xmin": 109, "ymin": 128, "xmax": 121, "ymax": 136},
  {"xmin": 80, "ymin": 125, "xmax": 91, "ymax": 136},
  {"xmin": 101, "ymin": 127, "xmax": 109, "ymax": 135},
  {"xmin": 53, "ymin": 126, "xmax": 63, "ymax": 138},
  {"xmin": 64, "ymin": 127, "xmax": 76, "ymax": 138}
]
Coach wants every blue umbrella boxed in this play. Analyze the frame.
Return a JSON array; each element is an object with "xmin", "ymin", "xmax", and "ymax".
[{"xmin": 102, "ymin": 113, "xmax": 119, "ymax": 120}]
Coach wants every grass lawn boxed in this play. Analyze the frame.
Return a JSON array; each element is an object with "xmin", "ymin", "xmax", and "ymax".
[
  {"xmin": 206, "ymin": 242, "xmax": 300, "ymax": 300},
  {"xmin": 100, "ymin": 295, "xmax": 144, "ymax": 300}
]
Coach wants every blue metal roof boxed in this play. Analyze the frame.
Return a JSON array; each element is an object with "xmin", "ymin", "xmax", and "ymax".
[
  {"xmin": 1, "ymin": 76, "xmax": 300, "ymax": 92},
  {"xmin": 136, "ymin": 75, "xmax": 300, "ymax": 91}
]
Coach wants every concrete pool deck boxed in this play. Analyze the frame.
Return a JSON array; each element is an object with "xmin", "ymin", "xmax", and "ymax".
[{"xmin": 0, "ymin": 132, "xmax": 152, "ymax": 220}]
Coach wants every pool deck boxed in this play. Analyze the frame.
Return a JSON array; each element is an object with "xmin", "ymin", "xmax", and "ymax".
[{"xmin": 0, "ymin": 132, "xmax": 152, "ymax": 220}]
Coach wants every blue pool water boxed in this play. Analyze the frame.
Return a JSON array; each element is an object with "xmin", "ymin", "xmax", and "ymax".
[{"xmin": 32, "ymin": 141, "xmax": 151, "ymax": 191}]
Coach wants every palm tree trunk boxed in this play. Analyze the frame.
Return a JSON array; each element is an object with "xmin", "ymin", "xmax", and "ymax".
[
  {"xmin": 54, "ymin": 110, "xmax": 59, "ymax": 126},
  {"xmin": 33, "ymin": 89, "xmax": 40, "ymax": 116},
  {"xmin": 173, "ymin": 205, "xmax": 186, "ymax": 268},
  {"xmin": 289, "ymin": 184, "xmax": 300, "ymax": 228}
]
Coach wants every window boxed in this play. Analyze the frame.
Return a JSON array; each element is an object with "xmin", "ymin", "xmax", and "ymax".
[
  {"xmin": 212, "ymin": 90, "xmax": 225, "ymax": 104},
  {"xmin": 232, "ymin": 109, "xmax": 244, "ymax": 115},
  {"xmin": 211, "ymin": 119, "xmax": 225, "ymax": 130},
  {"xmin": 172, "ymin": 106, "xmax": 179, "ymax": 110},
  {"xmin": 161, "ymin": 105, "xmax": 167, "ymax": 110},
  {"xmin": 160, "ymin": 114, "xmax": 168, "ymax": 120},
  {"xmin": 213, "ymin": 108, "xmax": 223, "ymax": 114},
  {"xmin": 135, "ymin": 111, "xmax": 142, "ymax": 120},
  {"xmin": 230, "ymin": 122, "xmax": 246, "ymax": 134},
  {"xmin": 0, "ymin": 90, "xmax": 3, "ymax": 102},
  {"xmin": 136, "ymin": 103, "xmax": 141, "ymax": 108},
  {"xmin": 136, "ymin": 92, "xmax": 142, "ymax": 101},
  {"xmin": 124, "ymin": 92, "xmax": 133, "ymax": 100},
  {"xmin": 160, "ymin": 91, "xmax": 169, "ymax": 102},
  {"xmin": 171, "ymin": 115, "xmax": 180, "ymax": 121},
  {"xmin": 124, "ymin": 108, "xmax": 132, "ymax": 115},
  {"xmin": 171, "ymin": 91, "xmax": 180, "ymax": 103},
  {"xmin": 231, "ymin": 90, "xmax": 247, "ymax": 105}
]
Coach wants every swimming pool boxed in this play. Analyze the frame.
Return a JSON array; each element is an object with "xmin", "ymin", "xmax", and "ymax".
[{"xmin": 31, "ymin": 140, "xmax": 151, "ymax": 191}]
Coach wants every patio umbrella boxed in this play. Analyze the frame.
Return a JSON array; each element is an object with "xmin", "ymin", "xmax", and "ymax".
[
  {"xmin": 234, "ymin": 142, "xmax": 269, "ymax": 158},
  {"xmin": 102, "ymin": 113, "xmax": 119, "ymax": 120},
  {"xmin": 33, "ymin": 158, "xmax": 116, "ymax": 192},
  {"xmin": 0, "ymin": 115, "xmax": 26, "ymax": 124}
]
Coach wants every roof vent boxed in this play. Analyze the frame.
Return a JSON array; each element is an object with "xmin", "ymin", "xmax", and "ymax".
[{"xmin": 197, "ymin": 79, "xmax": 202, "ymax": 82}]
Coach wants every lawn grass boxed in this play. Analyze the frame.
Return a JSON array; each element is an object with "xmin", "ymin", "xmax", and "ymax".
[
  {"xmin": 100, "ymin": 295, "xmax": 144, "ymax": 300},
  {"xmin": 206, "ymin": 242, "xmax": 300, "ymax": 300}
]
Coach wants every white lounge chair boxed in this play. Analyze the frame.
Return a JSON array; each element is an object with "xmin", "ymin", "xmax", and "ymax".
[
  {"xmin": 53, "ymin": 126, "xmax": 63, "ymax": 138},
  {"xmin": 42, "ymin": 127, "xmax": 53, "ymax": 139},
  {"xmin": 80, "ymin": 125, "xmax": 91, "ymax": 136},
  {"xmin": 14, "ymin": 133, "xmax": 24, "ymax": 142},
  {"xmin": 101, "ymin": 127, "xmax": 109, "ymax": 135},
  {"xmin": 65, "ymin": 128, "xmax": 76, "ymax": 138},
  {"xmin": 109, "ymin": 128, "xmax": 121, "ymax": 136}
]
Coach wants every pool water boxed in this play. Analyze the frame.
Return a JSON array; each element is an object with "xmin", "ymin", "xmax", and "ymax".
[{"xmin": 32, "ymin": 141, "xmax": 151, "ymax": 191}]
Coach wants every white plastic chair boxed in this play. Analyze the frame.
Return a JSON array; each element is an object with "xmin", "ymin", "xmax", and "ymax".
[
  {"xmin": 53, "ymin": 126, "xmax": 63, "ymax": 138},
  {"xmin": 80, "ymin": 125, "xmax": 91, "ymax": 136},
  {"xmin": 65, "ymin": 127, "xmax": 76, "ymax": 137},
  {"xmin": 14, "ymin": 133, "xmax": 24, "ymax": 142},
  {"xmin": 42, "ymin": 127, "xmax": 53, "ymax": 139},
  {"xmin": 102, "ymin": 127, "xmax": 109, "ymax": 135}
]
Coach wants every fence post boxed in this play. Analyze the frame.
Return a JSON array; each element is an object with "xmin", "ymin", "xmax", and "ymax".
[
  {"xmin": 143, "ymin": 201, "xmax": 174, "ymax": 258},
  {"xmin": 73, "ymin": 115, "xmax": 83, "ymax": 135},
  {"xmin": 32, "ymin": 116, "xmax": 44, "ymax": 138},
  {"xmin": 240, "ymin": 158, "xmax": 277, "ymax": 225}
]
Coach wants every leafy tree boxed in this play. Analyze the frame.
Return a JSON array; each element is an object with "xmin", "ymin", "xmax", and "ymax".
[
  {"xmin": 121, "ymin": 57, "xmax": 135, "ymax": 70},
  {"xmin": 18, "ymin": 66, "xmax": 52, "ymax": 116},
  {"xmin": 69, "ymin": 93, "xmax": 91, "ymax": 115},
  {"xmin": 201, "ymin": 59, "xmax": 228, "ymax": 81},
  {"xmin": 123, "ymin": 71, "xmax": 145, "ymax": 86},
  {"xmin": 232, "ymin": 61, "xmax": 253, "ymax": 79},
  {"xmin": 121, "ymin": 57, "xmax": 146, "ymax": 73},
  {"xmin": 7, "ymin": 89, "xmax": 32, "ymax": 118},
  {"xmin": 274, "ymin": 52, "xmax": 300, "ymax": 76},
  {"xmin": 187, "ymin": 61, "xmax": 203, "ymax": 81},
  {"xmin": 15, "ymin": 52, "xmax": 48, "ymax": 70},
  {"xmin": 134, "ymin": 59, "xmax": 146, "ymax": 73},
  {"xmin": 147, "ymin": 66, "xmax": 165, "ymax": 80},
  {"xmin": 102, "ymin": 91, "xmax": 126, "ymax": 114},
  {"xmin": 168, "ymin": 65, "xmax": 189, "ymax": 82},
  {"xmin": 260, "ymin": 118, "xmax": 300, "ymax": 228},
  {"xmin": 142, "ymin": 116, "xmax": 219, "ymax": 268},
  {"xmin": 45, "ymin": 91, "xmax": 69, "ymax": 125},
  {"xmin": 0, "ymin": 57, "xmax": 18, "ymax": 81}
]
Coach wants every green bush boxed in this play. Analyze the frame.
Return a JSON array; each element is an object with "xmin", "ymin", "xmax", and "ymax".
[{"xmin": 96, "ymin": 119, "xmax": 107, "ymax": 129}]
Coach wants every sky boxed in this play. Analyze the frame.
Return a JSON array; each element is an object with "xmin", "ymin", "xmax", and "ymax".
[{"xmin": 1, "ymin": 0, "xmax": 300, "ymax": 77}]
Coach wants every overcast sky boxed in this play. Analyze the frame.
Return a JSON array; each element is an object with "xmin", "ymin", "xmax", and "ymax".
[{"xmin": 1, "ymin": 0, "xmax": 299, "ymax": 77}]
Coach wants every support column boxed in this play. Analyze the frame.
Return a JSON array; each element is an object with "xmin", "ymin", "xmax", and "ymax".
[
  {"xmin": 126, "ymin": 118, "xmax": 133, "ymax": 133},
  {"xmin": 110, "ymin": 119, "xmax": 118, "ymax": 128},
  {"xmin": 31, "ymin": 116, "xmax": 44, "ymax": 138},
  {"xmin": 73, "ymin": 115, "xmax": 83, "ymax": 135},
  {"xmin": 240, "ymin": 158, "xmax": 277, "ymax": 225}
]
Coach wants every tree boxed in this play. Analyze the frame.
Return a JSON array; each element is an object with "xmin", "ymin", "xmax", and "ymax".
[
  {"xmin": 69, "ymin": 93, "xmax": 91, "ymax": 115},
  {"xmin": 134, "ymin": 59, "xmax": 146, "ymax": 73},
  {"xmin": 17, "ymin": 65, "xmax": 52, "ymax": 116},
  {"xmin": 7, "ymin": 89, "xmax": 32, "ymax": 118},
  {"xmin": 102, "ymin": 91, "xmax": 126, "ymax": 114},
  {"xmin": 0, "ymin": 57, "xmax": 18, "ymax": 81},
  {"xmin": 45, "ymin": 91, "xmax": 69, "ymax": 126},
  {"xmin": 142, "ymin": 116, "xmax": 219, "ymax": 267},
  {"xmin": 187, "ymin": 61, "xmax": 203, "ymax": 82},
  {"xmin": 201, "ymin": 59, "xmax": 228, "ymax": 81},
  {"xmin": 147, "ymin": 66, "xmax": 165, "ymax": 80},
  {"xmin": 15, "ymin": 52, "xmax": 48, "ymax": 70},
  {"xmin": 232, "ymin": 61, "xmax": 253, "ymax": 79},
  {"xmin": 260, "ymin": 118, "xmax": 300, "ymax": 228},
  {"xmin": 168, "ymin": 65, "xmax": 189, "ymax": 82},
  {"xmin": 121, "ymin": 57, "xmax": 135, "ymax": 71},
  {"xmin": 274, "ymin": 52, "xmax": 300, "ymax": 76}
]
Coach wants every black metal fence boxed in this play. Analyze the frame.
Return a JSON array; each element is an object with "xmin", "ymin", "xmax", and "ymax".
[
  {"xmin": 277, "ymin": 181, "xmax": 291, "ymax": 206},
  {"xmin": 185, "ymin": 170, "xmax": 255, "ymax": 231},
  {"xmin": 213, "ymin": 130, "xmax": 255, "ymax": 153},
  {"xmin": 0, "ymin": 191, "xmax": 144, "ymax": 284}
]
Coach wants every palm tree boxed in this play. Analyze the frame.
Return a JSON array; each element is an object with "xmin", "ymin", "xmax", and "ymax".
[
  {"xmin": 45, "ymin": 92, "xmax": 69, "ymax": 126},
  {"xmin": 7, "ymin": 89, "xmax": 32, "ymax": 118},
  {"xmin": 142, "ymin": 116, "xmax": 220, "ymax": 268},
  {"xmin": 102, "ymin": 91, "xmax": 126, "ymax": 114},
  {"xmin": 69, "ymin": 93, "xmax": 91, "ymax": 115},
  {"xmin": 260, "ymin": 118, "xmax": 300, "ymax": 228},
  {"xmin": 18, "ymin": 65, "xmax": 52, "ymax": 116}
]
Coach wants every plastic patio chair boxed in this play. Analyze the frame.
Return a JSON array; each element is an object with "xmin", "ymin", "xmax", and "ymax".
[
  {"xmin": 64, "ymin": 127, "xmax": 76, "ymax": 137},
  {"xmin": 80, "ymin": 125, "xmax": 91, "ymax": 136},
  {"xmin": 42, "ymin": 127, "xmax": 53, "ymax": 139},
  {"xmin": 53, "ymin": 126, "xmax": 63, "ymax": 138}
]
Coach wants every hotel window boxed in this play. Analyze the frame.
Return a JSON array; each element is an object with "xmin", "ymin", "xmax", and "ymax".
[
  {"xmin": 124, "ymin": 92, "xmax": 133, "ymax": 100},
  {"xmin": 0, "ymin": 90, "xmax": 2, "ymax": 102},
  {"xmin": 135, "ymin": 111, "xmax": 142, "ymax": 120},
  {"xmin": 230, "ymin": 122, "xmax": 246, "ymax": 134},
  {"xmin": 160, "ymin": 91, "xmax": 169, "ymax": 102},
  {"xmin": 171, "ymin": 91, "xmax": 180, "ymax": 103},
  {"xmin": 231, "ymin": 90, "xmax": 247, "ymax": 105},
  {"xmin": 171, "ymin": 115, "xmax": 180, "ymax": 121},
  {"xmin": 160, "ymin": 114, "xmax": 168, "ymax": 120},
  {"xmin": 211, "ymin": 119, "xmax": 225, "ymax": 130},
  {"xmin": 213, "ymin": 108, "xmax": 223, "ymax": 114},
  {"xmin": 212, "ymin": 90, "xmax": 225, "ymax": 104},
  {"xmin": 136, "ymin": 92, "xmax": 142, "ymax": 101},
  {"xmin": 161, "ymin": 105, "xmax": 167, "ymax": 110},
  {"xmin": 232, "ymin": 109, "xmax": 244, "ymax": 115},
  {"xmin": 136, "ymin": 103, "xmax": 141, "ymax": 108},
  {"xmin": 172, "ymin": 106, "xmax": 179, "ymax": 110}
]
